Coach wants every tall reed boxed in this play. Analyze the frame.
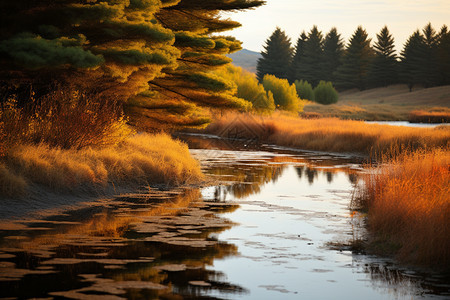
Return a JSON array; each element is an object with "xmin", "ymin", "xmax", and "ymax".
[
  {"xmin": 205, "ymin": 112, "xmax": 450, "ymax": 155},
  {"xmin": 0, "ymin": 133, "xmax": 204, "ymax": 197},
  {"xmin": 408, "ymin": 109, "xmax": 450, "ymax": 124},
  {"xmin": 354, "ymin": 149, "xmax": 449, "ymax": 267}
]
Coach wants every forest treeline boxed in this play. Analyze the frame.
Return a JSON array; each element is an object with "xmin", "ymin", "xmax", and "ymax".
[{"xmin": 256, "ymin": 23, "xmax": 450, "ymax": 92}]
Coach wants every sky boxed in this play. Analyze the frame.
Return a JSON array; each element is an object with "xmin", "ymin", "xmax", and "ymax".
[{"xmin": 223, "ymin": 0, "xmax": 450, "ymax": 53}]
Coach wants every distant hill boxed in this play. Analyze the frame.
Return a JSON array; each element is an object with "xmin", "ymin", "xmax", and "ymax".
[{"xmin": 227, "ymin": 49, "xmax": 261, "ymax": 73}]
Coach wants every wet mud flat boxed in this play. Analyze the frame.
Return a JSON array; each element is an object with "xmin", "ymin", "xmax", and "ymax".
[{"xmin": 0, "ymin": 134, "xmax": 449, "ymax": 299}]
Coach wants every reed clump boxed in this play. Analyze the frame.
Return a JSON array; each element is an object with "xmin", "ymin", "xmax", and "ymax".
[
  {"xmin": 0, "ymin": 133, "xmax": 204, "ymax": 197},
  {"xmin": 0, "ymin": 88, "xmax": 132, "ymax": 155},
  {"xmin": 408, "ymin": 109, "xmax": 450, "ymax": 124},
  {"xmin": 353, "ymin": 149, "xmax": 449, "ymax": 268},
  {"xmin": 205, "ymin": 112, "xmax": 450, "ymax": 155}
]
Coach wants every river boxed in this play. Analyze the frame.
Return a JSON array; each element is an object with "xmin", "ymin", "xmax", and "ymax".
[
  {"xmin": 365, "ymin": 121, "xmax": 449, "ymax": 128},
  {"xmin": 0, "ymin": 134, "xmax": 448, "ymax": 299}
]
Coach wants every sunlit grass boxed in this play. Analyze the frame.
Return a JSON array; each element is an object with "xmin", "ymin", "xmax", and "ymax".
[
  {"xmin": 0, "ymin": 133, "xmax": 204, "ymax": 197},
  {"xmin": 408, "ymin": 109, "xmax": 450, "ymax": 123},
  {"xmin": 353, "ymin": 149, "xmax": 449, "ymax": 267},
  {"xmin": 206, "ymin": 111, "xmax": 450, "ymax": 155}
]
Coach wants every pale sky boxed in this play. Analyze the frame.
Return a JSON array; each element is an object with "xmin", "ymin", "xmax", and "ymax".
[{"xmin": 223, "ymin": 0, "xmax": 449, "ymax": 53}]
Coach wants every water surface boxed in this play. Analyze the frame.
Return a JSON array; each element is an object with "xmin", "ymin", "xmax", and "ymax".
[{"xmin": 365, "ymin": 121, "xmax": 449, "ymax": 128}]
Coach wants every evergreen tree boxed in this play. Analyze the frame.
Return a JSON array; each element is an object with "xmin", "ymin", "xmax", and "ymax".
[
  {"xmin": 400, "ymin": 30, "xmax": 426, "ymax": 91},
  {"xmin": 437, "ymin": 25, "xmax": 450, "ymax": 85},
  {"xmin": 146, "ymin": 0, "xmax": 265, "ymax": 128},
  {"xmin": 296, "ymin": 26, "xmax": 324, "ymax": 87},
  {"xmin": 367, "ymin": 26, "xmax": 398, "ymax": 87},
  {"xmin": 420, "ymin": 23, "xmax": 439, "ymax": 87},
  {"xmin": 321, "ymin": 27, "xmax": 344, "ymax": 83},
  {"xmin": 334, "ymin": 26, "xmax": 374, "ymax": 90},
  {"xmin": 289, "ymin": 31, "xmax": 307, "ymax": 83},
  {"xmin": 256, "ymin": 28, "xmax": 293, "ymax": 82},
  {"xmin": 0, "ymin": 0, "xmax": 265, "ymax": 129}
]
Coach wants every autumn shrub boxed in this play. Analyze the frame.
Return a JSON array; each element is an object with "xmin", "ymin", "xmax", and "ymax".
[
  {"xmin": 294, "ymin": 80, "xmax": 314, "ymax": 101},
  {"xmin": 262, "ymin": 74, "xmax": 303, "ymax": 113},
  {"xmin": 216, "ymin": 66, "xmax": 275, "ymax": 113},
  {"xmin": 313, "ymin": 81, "xmax": 339, "ymax": 104},
  {"xmin": 353, "ymin": 149, "xmax": 450, "ymax": 267}
]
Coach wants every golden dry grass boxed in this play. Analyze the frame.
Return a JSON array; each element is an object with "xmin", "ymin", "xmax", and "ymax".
[
  {"xmin": 354, "ymin": 149, "xmax": 450, "ymax": 267},
  {"xmin": 408, "ymin": 109, "xmax": 450, "ymax": 123},
  {"xmin": 0, "ymin": 89, "xmax": 132, "ymax": 155},
  {"xmin": 205, "ymin": 111, "xmax": 450, "ymax": 155},
  {"xmin": 304, "ymin": 84, "xmax": 450, "ymax": 121},
  {"xmin": 0, "ymin": 133, "xmax": 204, "ymax": 197}
]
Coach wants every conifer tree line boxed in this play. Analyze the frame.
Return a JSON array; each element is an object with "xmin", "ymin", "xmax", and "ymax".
[
  {"xmin": 256, "ymin": 23, "xmax": 450, "ymax": 92},
  {"xmin": 0, "ymin": 0, "xmax": 265, "ymax": 130}
]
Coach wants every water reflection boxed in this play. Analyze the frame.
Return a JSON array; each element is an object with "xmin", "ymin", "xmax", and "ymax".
[
  {"xmin": 326, "ymin": 171, "xmax": 334, "ymax": 183},
  {"xmin": 0, "ymin": 189, "xmax": 247, "ymax": 299}
]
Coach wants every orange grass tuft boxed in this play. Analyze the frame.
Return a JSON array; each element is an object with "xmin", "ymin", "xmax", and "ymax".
[
  {"xmin": 205, "ymin": 111, "xmax": 450, "ymax": 155},
  {"xmin": 0, "ymin": 133, "xmax": 204, "ymax": 197},
  {"xmin": 408, "ymin": 109, "xmax": 450, "ymax": 124},
  {"xmin": 355, "ymin": 149, "xmax": 450, "ymax": 267}
]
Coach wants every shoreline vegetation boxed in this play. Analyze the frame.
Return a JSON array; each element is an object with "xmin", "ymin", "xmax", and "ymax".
[
  {"xmin": 203, "ymin": 111, "xmax": 450, "ymax": 156},
  {"xmin": 0, "ymin": 133, "xmax": 204, "ymax": 199},
  {"xmin": 352, "ymin": 149, "xmax": 449, "ymax": 269}
]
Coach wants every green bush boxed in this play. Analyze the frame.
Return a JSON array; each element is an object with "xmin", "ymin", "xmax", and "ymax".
[
  {"xmin": 313, "ymin": 81, "xmax": 339, "ymax": 104},
  {"xmin": 216, "ymin": 66, "xmax": 275, "ymax": 113},
  {"xmin": 294, "ymin": 80, "xmax": 314, "ymax": 101},
  {"xmin": 262, "ymin": 74, "xmax": 303, "ymax": 112}
]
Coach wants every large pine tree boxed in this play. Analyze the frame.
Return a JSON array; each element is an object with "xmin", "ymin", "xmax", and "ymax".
[
  {"xmin": 334, "ymin": 26, "xmax": 374, "ymax": 90},
  {"xmin": 421, "ymin": 23, "xmax": 439, "ymax": 87},
  {"xmin": 256, "ymin": 28, "xmax": 293, "ymax": 82},
  {"xmin": 296, "ymin": 26, "xmax": 324, "ymax": 87},
  {"xmin": 437, "ymin": 25, "xmax": 450, "ymax": 85},
  {"xmin": 367, "ymin": 26, "xmax": 398, "ymax": 87},
  {"xmin": 321, "ymin": 27, "xmax": 344, "ymax": 84},
  {"xmin": 400, "ymin": 30, "xmax": 427, "ymax": 91},
  {"xmin": 0, "ymin": 0, "xmax": 265, "ymax": 129},
  {"xmin": 288, "ymin": 31, "xmax": 307, "ymax": 83}
]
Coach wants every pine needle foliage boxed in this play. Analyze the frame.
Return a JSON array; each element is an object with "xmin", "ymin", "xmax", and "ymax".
[
  {"xmin": 256, "ymin": 28, "xmax": 293, "ymax": 82},
  {"xmin": 334, "ymin": 26, "xmax": 374, "ymax": 90},
  {"xmin": 367, "ymin": 26, "xmax": 398, "ymax": 88}
]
